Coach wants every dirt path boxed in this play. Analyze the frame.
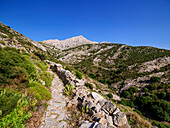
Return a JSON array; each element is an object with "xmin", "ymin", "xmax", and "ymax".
[{"xmin": 40, "ymin": 71, "xmax": 69, "ymax": 128}]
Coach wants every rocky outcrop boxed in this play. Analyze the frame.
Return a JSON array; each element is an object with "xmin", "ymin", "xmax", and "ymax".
[
  {"xmin": 42, "ymin": 35, "xmax": 98, "ymax": 50},
  {"xmin": 47, "ymin": 60, "xmax": 130, "ymax": 128}
]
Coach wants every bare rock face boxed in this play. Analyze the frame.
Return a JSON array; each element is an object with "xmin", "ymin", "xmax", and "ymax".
[
  {"xmin": 42, "ymin": 35, "xmax": 98, "ymax": 50},
  {"xmin": 92, "ymin": 92, "xmax": 104, "ymax": 101},
  {"xmin": 113, "ymin": 112, "xmax": 128, "ymax": 127}
]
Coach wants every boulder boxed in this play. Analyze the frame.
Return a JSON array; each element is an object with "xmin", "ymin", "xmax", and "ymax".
[
  {"xmin": 102, "ymin": 102, "xmax": 116, "ymax": 114},
  {"xmin": 79, "ymin": 122, "xmax": 93, "ymax": 128},
  {"xmin": 98, "ymin": 117, "xmax": 107, "ymax": 125},
  {"xmin": 112, "ymin": 94, "xmax": 121, "ymax": 101},
  {"xmin": 113, "ymin": 112, "xmax": 128, "ymax": 127},
  {"xmin": 92, "ymin": 92, "xmax": 104, "ymax": 101},
  {"xmin": 94, "ymin": 123, "xmax": 107, "ymax": 128},
  {"xmin": 113, "ymin": 108, "xmax": 120, "ymax": 115}
]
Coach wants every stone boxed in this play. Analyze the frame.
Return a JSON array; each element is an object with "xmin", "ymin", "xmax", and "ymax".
[
  {"xmin": 105, "ymin": 115, "xmax": 115, "ymax": 127},
  {"xmin": 113, "ymin": 107, "xmax": 120, "ymax": 115},
  {"xmin": 94, "ymin": 123, "xmax": 107, "ymax": 128},
  {"xmin": 98, "ymin": 99, "xmax": 107, "ymax": 107},
  {"xmin": 79, "ymin": 122, "xmax": 94, "ymax": 128},
  {"xmin": 92, "ymin": 92, "xmax": 104, "ymax": 101},
  {"xmin": 102, "ymin": 102, "xmax": 116, "ymax": 114},
  {"xmin": 56, "ymin": 121, "xmax": 67, "ymax": 128},
  {"xmin": 98, "ymin": 117, "xmax": 107, "ymax": 125},
  {"xmin": 112, "ymin": 94, "xmax": 121, "ymax": 101},
  {"xmin": 113, "ymin": 112, "xmax": 128, "ymax": 127}
]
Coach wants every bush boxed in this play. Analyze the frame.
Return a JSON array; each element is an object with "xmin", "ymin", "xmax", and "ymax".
[
  {"xmin": 75, "ymin": 70, "xmax": 82, "ymax": 79},
  {"xmin": 0, "ymin": 40, "xmax": 5, "ymax": 45},
  {"xmin": 33, "ymin": 51, "xmax": 46, "ymax": 60},
  {"xmin": 120, "ymin": 98, "xmax": 135, "ymax": 108},
  {"xmin": 148, "ymin": 83, "xmax": 157, "ymax": 90},
  {"xmin": 134, "ymin": 109, "xmax": 142, "ymax": 115},
  {"xmin": 128, "ymin": 86, "xmax": 138, "ymax": 94},
  {"xmin": 28, "ymin": 82, "xmax": 51, "ymax": 101},
  {"xmin": 40, "ymin": 72, "xmax": 53, "ymax": 87},
  {"xmin": 150, "ymin": 76, "xmax": 161, "ymax": 83},
  {"xmin": 0, "ymin": 88, "xmax": 21, "ymax": 117},
  {"xmin": 0, "ymin": 93, "xmax": 34, "ymax": 128},
  {"xmin": 122, "ymin": 91, "xmax": 131, "ymax": 98},
  {"xmin": 64, "ymin": 84, "xmax": 74, "ymax": 96},
  {"xmin": 85, "ymin": 83, "xmax": 93, "ymax": 90},
  {"xmin": 99, "ymin": 79, "xmax": 107, "ymax": 84},
  {"xmin": 107, "ymin": 93, "xmax": 113, "ymax": 99},
  {"xmin": 0, "ymin": 47, "xmax": 38, "ymax": 85}
]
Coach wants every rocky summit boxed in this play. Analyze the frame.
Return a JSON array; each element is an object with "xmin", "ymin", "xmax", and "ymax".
[{"xmin": 0, "ymin": 22, "xmax": 170, "ymax": 128}]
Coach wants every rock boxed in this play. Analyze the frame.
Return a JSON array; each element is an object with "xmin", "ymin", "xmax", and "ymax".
[
  {"xmin": 112, "ymin": 94, "xmax": 121, "ymax": 101},
  {"xmin": 98, "ymin": 117, "xmax": 107, "ymax": 125},
  {"xmin": 102, "ymin": 102, "xmax": 116, "ymax": 114},
  {"xmin": 92, "ymin": 92, "xmax": 104, "ymax": 101},
  {"xmin": 79, "ymin": 122, "xmax": 94, "ymax": 128},
  {"xmin": 105, "ymin": 115, "xmax": 114, "ymax": 127},
  {"xmin": 113, "ymin": 108, "xmax": 120, "ymax": 115},
  {"xmin": 94, "ymin": 123, "xmax": 107, "ymax": 128},
  {"xmin": 98, "ymin": 99, "xmax": 107, "ymax": 107},
  {"xmin": 113, "ymin": 112, "xmax": 128, "ymax": 127}
]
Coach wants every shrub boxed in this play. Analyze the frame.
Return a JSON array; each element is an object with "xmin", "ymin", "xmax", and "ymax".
[
  {"xmin": 148, "ymin": 83, "xmax": 157, "ymax": 90},
  {"xmin": 40, "ymin": 72, "xmax": 53, "ymax": 87},
  {"xmin": 0, "ymin": 88, "xmax": 21, "ymax": 117},
  {"xmin": 150, "ymin": 76, "xmax": 161, "ymax": 83},
  {"xmin": 33, "ymin": 51, "xmax": 46, "ymax": 60},
  {"xmin": 99, "ymin": 79, "xmax": 107, "ymax": 84},
  {"xmin": 122, "ymin": 91, "xmax": 131, "ymax": 98},
  {"xmin": 0, "ymin": 47, "xmax": 39, "ymax": 85},
  {"xmin": 120, "ymin": 98, "xmax": 135, "ymax": 108},
  {"xmin": 128, "ymin": 86, "xmax": 138, "ymax": 94},
  {"xmin": 143, "ymin": 87, "xmax": 149, "ymax": 92},
  {"xmin": 134, "ymin": 109, "xmax": 142, "ymax": 115},
  {"xmin": 0, "ymin": 40, "xmax": 5, "ymax": 45},
  {"xmin": 85, "ymin": 83, "xmax": 93, "ymax": 90},
  {"xmin": 64, "ymin": 84, "xmax": 74, "ymax": 96},
  {"xmin": 65, "ymin": 66, "xmax": 72, "ymax": 72},
  {"xmin": 107, "ymin": 93, "xmax": 113, "ymax": 99},
  {"xmin": 28, "ymin": 82, "xmax": 51, "ymax": 101},
  {"xmin": 75, "ymin": 70, "xmax": 82, "ymax": 79},
  {"xmin": 0, "ymin": 93, "xmax": 34, "ymax": 128}
]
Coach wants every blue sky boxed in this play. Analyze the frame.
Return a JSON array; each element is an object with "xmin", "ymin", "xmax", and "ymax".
[{"xmin": 0, "ymin": 0, "xmax": 170, "ymax": 49}]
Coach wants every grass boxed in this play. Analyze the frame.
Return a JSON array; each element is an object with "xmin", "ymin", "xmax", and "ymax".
[
  {"xmin": 40, "ymin": 72, "xmax": 54, "ymax": 87},
  {"xmin": 0, "ymin": 40, "xmax": 5, "ymax": 45},
  {"xmin": 28, "ymin": 82, "xmax": 51, "ymax": 101}
]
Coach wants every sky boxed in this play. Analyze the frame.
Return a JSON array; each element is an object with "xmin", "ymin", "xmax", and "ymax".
[{"xmin": 0, "ymin": 0, "xmax": 170, "ymax": 50}]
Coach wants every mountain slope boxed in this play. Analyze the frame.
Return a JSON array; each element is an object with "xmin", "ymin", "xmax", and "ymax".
[{"xmin": 41, "ymin": 35, "xmax": 98, "ymax": 50}]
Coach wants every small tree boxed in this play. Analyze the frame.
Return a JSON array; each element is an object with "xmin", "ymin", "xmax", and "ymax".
[{"xmin": 107, "ymin": 93, "xmax": 113, "ymax": 99}]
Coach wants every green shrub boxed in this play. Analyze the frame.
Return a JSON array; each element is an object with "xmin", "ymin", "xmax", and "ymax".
[
  {"xmin": 34, "ymin": 60, "xmax": 48, "ymax": 72},
  {"xmin": 75, "ymin": 70, "xmax": 82, "ymax": 79},
  {"xmin": 28, "ymin": 82, "xmax": 51, "ymax": 101},
  {"xmin": 134, "ymin": 109, "xmax": 142, "ymax": 115},
  {"xmin": 0, "ymin": 47, "xmax": 39, "ymax": 85},
  {"xmin": 33, "ymin": 51, "xmax": 46, "ymax": 60},
  {"xmin": 0, "ymin": 88, "xmax": 21, "ymax": 117},
  {"xmin": 40, "ymin": 72, "xmax": 53, "ymax": 87},
  {"xmin": 65, "ymin": 66, "xmax": 72, "ymax": 72},
  {"xmin": 107, "ymin": 93, "xmax": 113, "ymax": 99},
  {"xmin": 150, "ymin": 76, "xmax": 161, "ymax": 83},
  {"xmin": 152, "ymin": 121, "xmax": 170, "ymax": 128},
  {"xmin": 122, "ymin": 91, "xmax": 131, "ymax": 98},
  {"xmin": 148, "ymin": 83, "xmax": 157, "ymax": 90},
  {"xmin": 0, "ymin": 92, "xmax": 35, "ymax": 128},
  {"xmin": 0, "ymin": 40, "xmax": 5, "ymax": 45},
  {"xmin": 120, "ymin": 98, "xmax": 135, "ymax": 108},
  {"xmin": 99, "ymin": 79, "xmax": 107, "ymax": 84},
  {"xmin": 85, "ymin": 83, "xmax": 93, "ymax": 90},
  {"xmin": 128, "ymin": 86, "xmax": 138, "ymax": 94},
  {"xmin": 64, "ymin": 84, "xmax": 74, "ymax": 96}
]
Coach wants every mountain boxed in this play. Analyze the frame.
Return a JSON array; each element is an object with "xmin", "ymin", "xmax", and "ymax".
[
  {"xmin": 41, "ymin": 35, "xmax": 98, "ymax": 50},
  {"xmin": 0, "ymin": 22, "xmax": 170, "ymax": 128}
]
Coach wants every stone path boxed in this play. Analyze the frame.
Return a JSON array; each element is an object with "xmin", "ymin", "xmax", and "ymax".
[{"xmin": 40, "ymin": 71, "xmax": 69, "ymax": 128}]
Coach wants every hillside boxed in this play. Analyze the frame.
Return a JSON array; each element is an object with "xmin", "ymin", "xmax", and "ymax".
[{"xmin": 0, "ymin": 22, "xmax": 170, "ymax": 128}]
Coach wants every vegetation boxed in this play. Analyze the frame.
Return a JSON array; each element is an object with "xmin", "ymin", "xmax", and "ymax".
[
  {"xmin": 40, "ymin": 72, "xmax": 54, "ymax": 87},
  {"xmin": 64, "ymin": 84, "xmax": 74, "ymax": 96},
  {"xmin": 85, "ymin": 83, "xmax": 93, "ymax": 90},
  {"xmin": 0, "ymin": 40, "xmax": 5, "ymax": 45},
  {"xmin": 107, "ymin": 93, "xmax": 113, "ymax": 99},
  {"xmin": 75, "ymin": 70, "xmax": 82, "ymax": 79}
]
